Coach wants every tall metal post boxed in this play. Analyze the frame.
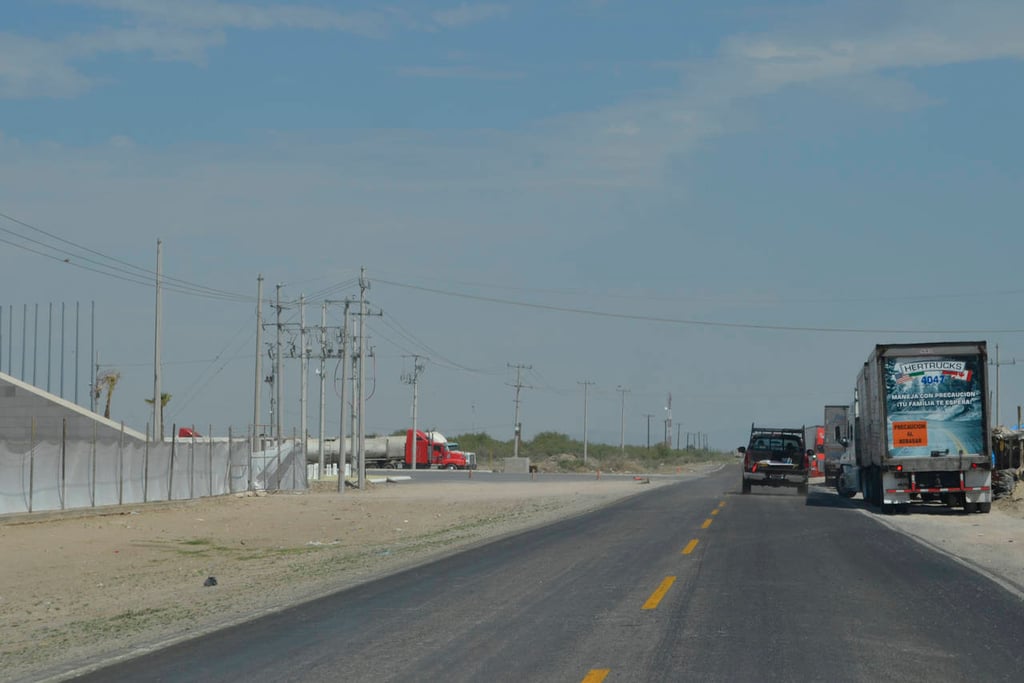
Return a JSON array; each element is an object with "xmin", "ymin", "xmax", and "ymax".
[
  {"xmin": 74, "ymin": 301, "xmax": 80, "ymax": 405},
  {"xmin": 89, "ymin": 301, "xmax": 95, "ymax": 412},
  {"xmin": 357, "ymin": 268, "xmax": 368, "ymax": 490},
  {"xmin": 403, "ymin": 356, "xmax": 425, "ymax": 471},
  {"xmin": 32, "ymin": 303, "xmax": 38, "ymax": 386},
  {"xmin": 253, "ymin": 274, "xmax": 263, "ymax": 452},
  {"xmin": 318, "ymin": 301, "xmax": 326, "ymax": 478},
  {"xmin": 617, "ymin": 386, "xmax": 629, "ymax": 455},
  {"xmin": 508, "ymin": 363, "xmax": 532, "ymax": 458},
  {"xmin": 299, "ymin": 294, "xmax": 308, "ymax": 468},
  {"xmin": 21, "ymin": 303, "xmax": 26, "ymax": 381},
  {"xmin": 578, "ymin": 380, "xmax": 593, "ymax": 465},
  {"xmin": 275, "ymin": 283, "xmax": 283, "ymax": 445},
  {"xmin": 337, "ymin": 301, "xmax": 350, "ymax": 494},
  {"xmin": 59, "ymin": 303, "xmax": 64, "ymax": 397},
  {"xmin": 152, "ymin": 239, "xmax": 163, "ymax": 440},
  {"xmin": 47, "ymin": 303, "xmax": 52, "ymax": 392}
]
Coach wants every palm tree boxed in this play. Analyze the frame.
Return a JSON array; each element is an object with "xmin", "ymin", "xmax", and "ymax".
[
  {"xmin": 96, "ymin": 371, "xmax": 120, "ymax": 419},
  {"xmin": 144, "ymin": 392, "xmax": 173, "ymax": 439}
]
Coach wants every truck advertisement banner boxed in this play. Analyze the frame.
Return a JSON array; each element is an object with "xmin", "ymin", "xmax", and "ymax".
[{"xmin": 885, "ymin": 356, "xmax": 985, "ymax": 457}]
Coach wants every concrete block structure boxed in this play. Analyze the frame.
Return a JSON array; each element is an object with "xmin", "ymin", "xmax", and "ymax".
[{"xmin": 0, "ymin": 371, "xmax": 146, "ymax": 446}]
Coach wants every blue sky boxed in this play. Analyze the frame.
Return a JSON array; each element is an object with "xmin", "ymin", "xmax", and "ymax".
[{"xmin": 3, "ymin": 0, "xmax": 1024, "ymax": 450}]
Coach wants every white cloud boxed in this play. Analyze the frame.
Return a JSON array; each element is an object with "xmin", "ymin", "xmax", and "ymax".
[
  {"xmin": 432, "ymin": 3, "xmax": 508, "ymax": 29},
  {"xmin": 66, "ymin": 0, "xmax": 392, "ymax": 35},
  {"xmin": 0, "ymin": 33, "xmax": 93, "ymax": 99},
  {"xmin": 397, "ymin": 65, "xmax": 523, "ymax": 80},
  {"xmin": 108, "ymin": 134, "xmax": 135, "ymax": 148}
]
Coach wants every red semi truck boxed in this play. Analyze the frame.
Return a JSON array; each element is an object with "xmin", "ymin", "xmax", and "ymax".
[{"xmin": 360, "ymin": 430, "xmax": 476, "ymax": 469}]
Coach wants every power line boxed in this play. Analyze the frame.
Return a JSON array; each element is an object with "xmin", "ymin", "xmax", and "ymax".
[
  {"xmin": 372, "ymin": 269, "xmax": 1024, "ymax": 306},
  {"xmin": 0, "ymin": 210, "xmax": 253, "ymax": 302},
  {"xmin": 375, "ymin": 278, "xmax": 1024, "ymax": 334}
]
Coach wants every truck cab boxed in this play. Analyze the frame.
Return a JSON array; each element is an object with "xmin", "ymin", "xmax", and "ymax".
[{"xmin": 436, "ymin": 440, "xmax": 477, "ymax": 470}]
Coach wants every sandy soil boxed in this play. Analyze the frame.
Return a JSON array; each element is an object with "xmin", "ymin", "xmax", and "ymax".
[{"xmin": 1, "ymin": 467, "xmax": 1021, "ymax": 682}]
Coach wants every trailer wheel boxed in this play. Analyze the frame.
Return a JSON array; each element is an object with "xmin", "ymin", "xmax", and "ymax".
[{"xmin": 979, "ymin": 502, "xmax": 992, "ymax": 513}]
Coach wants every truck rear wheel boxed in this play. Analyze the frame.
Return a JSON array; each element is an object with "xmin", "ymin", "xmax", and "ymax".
[{"xmin": 979, "ymin": 501, "xmax": 992, "ymax": 513}]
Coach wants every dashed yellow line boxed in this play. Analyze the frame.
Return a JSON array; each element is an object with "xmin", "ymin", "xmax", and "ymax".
[
  {"xmin": 581, "ymin": 669, "xmax": 610, "ymax": 683},
  {"xmin": 682, "ymin": 538, "xmax": 699, "ymax": 555},
  {"xmin": 718, "ymin": 501, "xmax": 726, "ymax": 508},
  {"xmin": 711, "ymin": 508, "xmax": 720, "ymax": 516},
  {"xmin": 701, "ymin": 518, "xmax": 713, "ymax": 529},
  {"xmin": 642, "ymin": 576, "xmax": 676, "ymax": 610}
]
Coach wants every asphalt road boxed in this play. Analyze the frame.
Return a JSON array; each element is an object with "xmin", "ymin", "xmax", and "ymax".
[{"xmin": 72, "ymin": 467, "xmax": 1024, "ymax": 682}]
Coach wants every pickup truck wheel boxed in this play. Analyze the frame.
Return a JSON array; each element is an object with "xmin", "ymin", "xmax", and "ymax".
[{"xmin": 741, "ymin": 479, "xmax": 751, "ymax": 494}]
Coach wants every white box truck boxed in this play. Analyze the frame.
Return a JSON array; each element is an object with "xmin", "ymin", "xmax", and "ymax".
[{"xmin": 850, "ymin": 341, "xmax": 992, "ymax": 514}]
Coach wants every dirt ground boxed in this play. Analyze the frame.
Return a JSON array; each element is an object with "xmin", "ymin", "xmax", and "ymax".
[
  {"xmin": 0, "ymin": 472, "xmax": 686, "ymax": 682},
  {"xmin": 1, "ymin": 466, "xmax": 1022, "ymax": 683}
]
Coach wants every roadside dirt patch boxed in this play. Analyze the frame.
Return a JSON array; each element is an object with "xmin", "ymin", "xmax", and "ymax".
[{"xmin": 0, "ymin": 475, "xmax": 680, "ymax": 682}]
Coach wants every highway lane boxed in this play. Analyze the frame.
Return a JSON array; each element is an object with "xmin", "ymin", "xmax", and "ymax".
[{"xmin": 72, "ymin": 466, "xmax": 1024, "ymax": 682}]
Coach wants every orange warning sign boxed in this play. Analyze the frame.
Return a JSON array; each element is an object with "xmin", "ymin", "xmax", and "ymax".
[{"xmin": 893, "ymin": 420, "xmax": 928, "ymax": 447}]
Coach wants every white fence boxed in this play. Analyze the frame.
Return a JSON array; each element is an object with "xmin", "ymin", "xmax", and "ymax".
[{"xmin": 0, "ymin": 430, "xmax": 308, "ymax": 516}]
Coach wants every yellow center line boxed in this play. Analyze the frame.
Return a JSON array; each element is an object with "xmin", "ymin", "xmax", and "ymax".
[
  {"xmin": 581, "ymin": 669, "xmax": 610, "ymax": 683},
  {"xmin": 642, "ymin": 576, "xmax": 676, "ymax": 610},
  {"xmin": 701, "ymin": 518, "xmax": 713, "ymax": 529},
  {"xmin": 711, "ymin": 508, "xmax": 720, "ymax": 516},
  {"xmin": 682, "ymin": 538, "xmax": 699, "ymax": 555},
  {"xmin": 718, "ymin": 501, "xmax": 726, "ymax": 508}
]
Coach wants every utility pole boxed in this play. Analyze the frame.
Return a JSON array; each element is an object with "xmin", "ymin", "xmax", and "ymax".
[
  {"xmin": 508, "ymin": 363, "xmax": 533, "ymax": 458},
  {"xmin": 253, "ymin": 274, "xmax": 263, "ymax": 452},
  {"xmin": 664, "ymin": 393, "xmax": 672, "ymax": 448},
  {"xmin": 318, "ymin": 301, "xmax": 326, "ymax": 478},
  {"xmin": 299, "ymin": 294, "xmax": 308, "ymax": 466},
  {"xmin": 152, "ymin": 239, "xmax": 163, "ymax": 442},
  {"xmin": 617, "ymin": 386, "xmax": 629, "ymax": 455},
  {"xmin": 990, "ymin": 343, "xmax": 1016, "ymax": 428},
  {"xmin": 47, "ymin": 302, "xmax": 52, "ymax": 394},
  {"xmin": 403, "ymin": 355, "xmax": 427, "ymax": 471},
  {"xmin": 357, "ymin": 268, "xmax": 368, "ymax": 490},
  {"xmin": 644, "ymin": 413, "xmax": 654, "ymax": 449},
  {"xmin": 275, "ymin": 283, "xmax": 283, "ymax": 445},
  {"xmin": 32, "ymin": 303, "xmax": 37, "ymax": 386},
  {"xmin": 578, "ymin": 380, "xmax": 594, "ymax": 465},
  {"xmin": 337, "ymin": 299, "xmax": 351, "ymax": 494}
]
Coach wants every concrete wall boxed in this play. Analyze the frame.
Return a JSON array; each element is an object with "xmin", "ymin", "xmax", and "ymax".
[
  {"xmin": 0, "ymin": 371, "xmax": 147, "ymax": 445},
  {"xmin": 503, "ymin": 457, "xmax": 531, "ymax": 474}
]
